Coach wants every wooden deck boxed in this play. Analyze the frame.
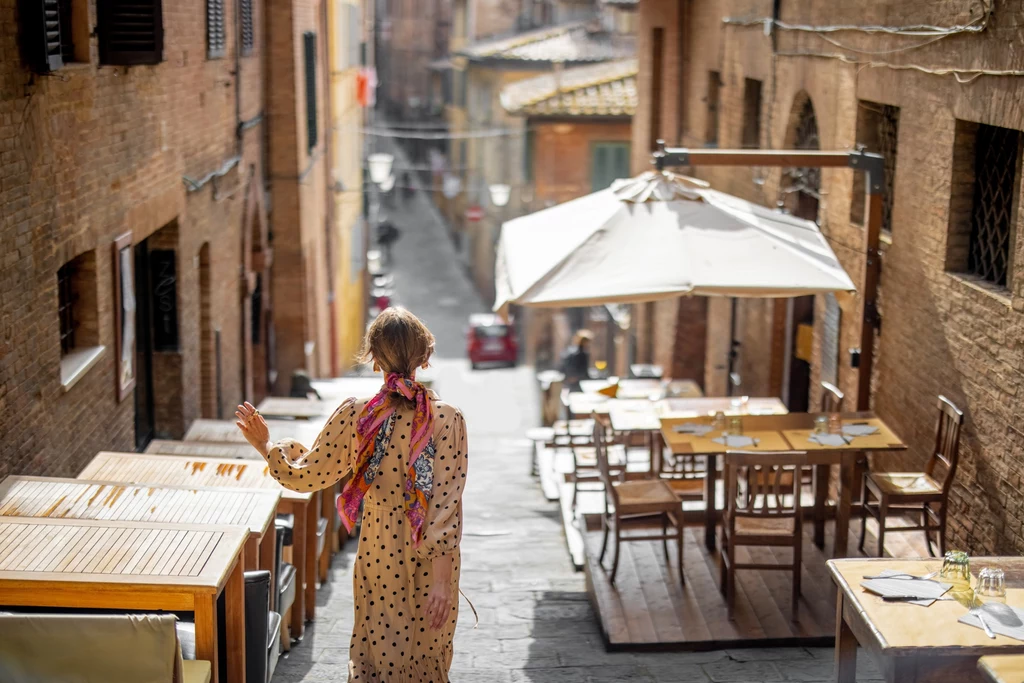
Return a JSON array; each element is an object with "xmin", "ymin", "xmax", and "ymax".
[{"xmin": 582, "ymin": 515, "xmax": 932, "ymax": 651}]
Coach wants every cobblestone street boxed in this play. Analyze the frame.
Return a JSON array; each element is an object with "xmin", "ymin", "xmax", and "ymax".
[{"xmin": 269, "ymin": 140, "xmax": 885, "ymax": 683}]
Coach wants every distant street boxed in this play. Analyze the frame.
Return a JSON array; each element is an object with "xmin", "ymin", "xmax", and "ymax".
[{"xmin": 274, "ymin": 137, "xmax": 883, "ymax": 682}]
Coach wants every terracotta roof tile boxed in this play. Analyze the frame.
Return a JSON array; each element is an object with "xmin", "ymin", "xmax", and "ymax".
[
  {"xmin": 459, "ymin": 22, "xmax": 628, "ymax": 63},
  {"xmin": 500, "ymin": 58, "xmax": 638, "ymax": 117}
]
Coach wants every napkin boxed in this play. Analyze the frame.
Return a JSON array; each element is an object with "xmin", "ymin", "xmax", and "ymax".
[
  {"xmin": 959, "ymin": 604, "xmax": 1024, "ymax": 640},
  {"xmin": 711, "ymin": 435, "xmax": 759, "ymax": 448},
  {"xmin": 860, "ymin": 570, "xmax": 952, "ymax": 607},
  {"xmin": 808, "ymin": 433, "xmax": 851, "ymax": 447},
  {"xmin": 843, "ymin": 424, "xmax": 880, "ymax": 437},
  {"xmin": 673, "ymin": 424, "xmax": 714, "ymax": 436}
]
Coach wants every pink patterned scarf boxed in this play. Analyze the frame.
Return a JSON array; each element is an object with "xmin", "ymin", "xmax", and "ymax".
[{"xmin": 338, "ymin": 373, "xmax": 435, "ymax": 546}]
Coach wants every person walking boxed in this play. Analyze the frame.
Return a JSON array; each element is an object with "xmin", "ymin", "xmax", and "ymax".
[
  {"xmin": 559, "ymin": 329, "xmax": 593, "ymax": 392},
  {"xmin": 377, "ymin": 219, "xmax": 401, "ymax": 267},
  {"xmin": 236, "ymin": 307, "xmax": 468, "ymax": 682}
]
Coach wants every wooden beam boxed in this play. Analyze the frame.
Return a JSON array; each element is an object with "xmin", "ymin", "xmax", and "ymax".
[{"xmin": 857, "ymin": 191, "xmax": 884, "ymax": 411}]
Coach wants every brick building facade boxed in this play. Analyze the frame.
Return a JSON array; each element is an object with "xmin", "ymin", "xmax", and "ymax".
[{"xmin": 633, "ymin": 0, "xmax": 1024, "ymax": 553}]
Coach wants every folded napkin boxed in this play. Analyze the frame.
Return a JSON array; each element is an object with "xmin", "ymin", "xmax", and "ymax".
[
  {"xmin": 808, "ymin": 433, "xmax": 851, "ymax": 447},
  {"xmin": 673, "ymin": 424, "xmax": 714, "ymax": 436},
  {"xmin": 843, "ymin": 424, "xmax": 880, "ymax": 437},
  {"xmin": 711, "ymin": 435, "xmax": 758, "ymax": 448},
  {"xmin": 860, "ymin": 570, "xmax": 952, "ymax": 606},
  {"xmin": 959, "ymin": 604, "xmax": 1024, "ymax": 640}
]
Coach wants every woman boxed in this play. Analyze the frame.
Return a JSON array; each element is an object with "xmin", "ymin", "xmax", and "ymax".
[{"xmin": 235, "ymin": 308, "xmax": 468, "ymax": 682}]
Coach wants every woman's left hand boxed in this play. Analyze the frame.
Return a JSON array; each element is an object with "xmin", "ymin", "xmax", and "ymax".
[
  {"xmin": 423, "ymin": 581, "xmax": 453, "ymax": 631},
  {"xmin": 235, "ymin": 402, "xmax": 271, "ymax": 458}
]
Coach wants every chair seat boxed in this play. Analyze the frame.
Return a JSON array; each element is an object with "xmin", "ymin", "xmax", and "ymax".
[
  {"xmin": 526, "ymin": 427, "xmax": 555, "ymax": 443},
  {"xmin": 867, "ymin": 472, "xmax": 942, "ymax": 498},
  {"xmin": 733, "ymin": 515, "xmax": 797, "ymax": 536},
  {"xmin": 316, "ymin": 516, "xmax": 329, "ymax": 557},
  {"xmin": 275, "ymin": 514, "xmax": 295, "ymax": 546},
  {"xmin": 614, "ymin": 479, "xmax": 680, "ymax": 511},
  {"xmin": 662, "ymin": 477, "xmax": 704, "ymax": 498},
  {"xmin": 277, "ymin": 562, "xmax": 297, "ymax": 615}
]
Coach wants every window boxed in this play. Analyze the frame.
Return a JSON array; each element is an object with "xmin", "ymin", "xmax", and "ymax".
[
  {"xmin": 523, "ymin": 128, "xmax": 534, "ymax": 184},
  {"xmin": 207, "ymin": 0, "xmax": 225, "ymax": 57},
  {"xmin": 741, "ymin": 78, "xmax": 762, "ymax": 148},
  {"xmin": 303, "ymin": 31, "xmax": 318, "ymax": 151},
  {"xmin": 649, "ymin": 28, "xmax": 664, "ymax": 151},
  {"xmin": 57, "ymin": 261, "xmax": 77, "ymax": 356},
  {"xmin": 57, "ymin": 250, "xmax": 103, "ymax": 389},
  {"xmin": 99, "ymin": 0, "xmax": 164, "ymax": 65},
  {"xmin": 21, "ymin": 0, "xmax": 87, "ymax": 72},
  {"xmin": 705, "ymin": 71, "xmax": 721, "ymax": 147},
  {"xmin": 240, "ymin": 0, "xmax": 254, "ymax": 55},
  {"xmin": 348, "ymin": 4, "xmax": 361, "ymax": 68},
  {"xmin": 454, "ymin": 68, "xmax": 467, "ymax": 107},
  {"xmin": 852, "ymin": 101, "xmax": 900, "ymax": 233},
  {"xmin": 591, "ymin": 142, "xmax": 631, "ymax": 192},
  {"xmin": 947, "ymin": 121, "xmax": 1022, "ymax": 288}
]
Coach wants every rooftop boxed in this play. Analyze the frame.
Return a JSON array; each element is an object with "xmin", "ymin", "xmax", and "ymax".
[
  {"xmin": 458, "ymin": 22, "xmax": 629, "ymax": 64},
  {"xmin": 500, "ymin": 58, "xmax": 637, "ymax": 117}
]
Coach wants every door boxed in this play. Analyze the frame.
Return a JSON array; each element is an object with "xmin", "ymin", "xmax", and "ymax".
[
  {"xmin": 786, "ymin": 295, "xmax": 815, "ymax": 412},
  {"xmin": 133, "ymin": 240, "xmax": 156, "ymax": 450},
  {"xmin": 591, "ymin": 142, "xmax": 631, "ymax": 192}
]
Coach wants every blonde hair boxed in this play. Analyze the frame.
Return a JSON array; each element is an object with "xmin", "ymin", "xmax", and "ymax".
[
  {"xmin": 359, "ymin": 307, "xmax": 436, "ymax": 375},
  {"xmin": 573, "ymin": 329, "xmax": 594, "ymax": 346}
]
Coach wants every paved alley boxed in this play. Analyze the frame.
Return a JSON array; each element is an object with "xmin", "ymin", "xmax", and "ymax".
[{"xmin": 273, "ymin": 138, "xmax": 883, "ymax": 682}]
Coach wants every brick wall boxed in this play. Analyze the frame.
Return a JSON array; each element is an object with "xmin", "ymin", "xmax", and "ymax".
[
  {"xmin": 532, "ymin": 119, "xmax": 633, "ymax": 205},
  {"xmin": 0, "ymin": 0, "xmax": 269, "ymax": 475},
  {"xmin": 634, "ymin": 0, "xmax": 1024, "ymax": 554}
]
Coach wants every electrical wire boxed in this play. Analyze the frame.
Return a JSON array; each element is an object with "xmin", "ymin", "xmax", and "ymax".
[
  {"xmin": 359, "ymin": 125, "xmax": 529, "ymax": 140},
  {"xmin": 722, "ymin": 4, "xmax": 990, "ymax": 37},
  {"xmin": 775, "ymin": 49, "xmax": 1024, "ymax": 83}
]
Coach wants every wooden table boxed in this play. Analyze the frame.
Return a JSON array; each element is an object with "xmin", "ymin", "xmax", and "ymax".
[
  {"xmin": 659, "ymin": 396, "xmax": 789, "ymax": 418},
  {"xmin": 0, "ymin": 475, "xmax": 279, "ymax": 603},
  {"xmin": 979, "ymin": 655, "xmax": 1024, "ymax": 683},
  {"xmin": 78, "ymin": 451, "xmax": 316, "ymax": 638},
  {"xmin": 831, "ymin": 557, "xmax": 1024, "ymax": 683},
  {"xmin": 256, "ymin": 397, "xmax": 330, "ymax": 420},
  {"xmin": 0, "ymin": 517, "xmax": 248, "ymax": 683},
  {"xmin": 146, "ymin": 439, "xmax": 264, "ymax": 459},
  {"xmin": 184, "ymin": 418, "xmax": 323, "ymax": 445}
]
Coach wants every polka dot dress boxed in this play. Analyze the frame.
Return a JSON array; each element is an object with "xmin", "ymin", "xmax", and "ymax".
[{"xmin": 265, "ymin": 394, "xmax": 468, "ymax": 682}]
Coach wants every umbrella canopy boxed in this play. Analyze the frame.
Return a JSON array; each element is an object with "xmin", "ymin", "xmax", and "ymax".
[{"xmin": 494, "ymin": 171, "xmax": 857, "ymax": 315}]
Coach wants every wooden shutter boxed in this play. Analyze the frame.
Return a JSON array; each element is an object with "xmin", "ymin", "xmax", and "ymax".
[
  {"xmin": 240, "ymin": 0, "xmax": 254, "ymax": 55},
  {"xmin": 304, "ymin": 32, "xmax": 318, "ymax": 151},
  {"xmin": 98, "ymin": 0, "xmax": 164, "ymax": 66},
  {"xmin": 592, "ymin": 144, "xmax": 610, "ymax": 192},
  {"xmin": 207, "ymin": 0, "xmax": 225, "ymax": 58},
  {"xmin": 348, "ymin": 4, "xmax": 360, "ymax": 68},
  {"xmin": 20, "ymin": 0, "xmax": 66, "ymax": 72}
]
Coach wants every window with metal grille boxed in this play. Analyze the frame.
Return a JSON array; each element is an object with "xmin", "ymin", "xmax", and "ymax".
[
  {"xmin": 969, "ymin": 124, "xmax": 1020, "ymax": 286},
  {"xmin": 303, "ymin": 32, "xmax": 318, "ymax": 151},
  {"xmin": 57, "ymin": 262, "xmax": 77, "ymax": 356},
  {"xmin": 98, "ymin": 0, "xmax": 164, "ymax": 65},
  {"xmin": 207, "ymin": 0, "xmax": 225, "ymax": 58},
  {"xmin": 741, "ymin": 78, "xmax": 762, "ymax": 149},
  {"xmin": 240, "ymin": 0, "xmax": 254, "ymax": 55},
  {"xmin": 852, "ymin": 101, "xmax": 900, "ymax": 233},
  {"xmin": 705, "ymin": 71, "xmax": 721, "ymax": 147}
]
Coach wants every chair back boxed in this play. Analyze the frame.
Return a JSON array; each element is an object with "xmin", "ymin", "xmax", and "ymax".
[
  {"xmin": 925, "ymin": 395, "xmax": 964, "ymax": 495},
  {"xmin": 542, "ymin": 377, "xmax": 564, "ymax": 425},
  {"xmin": 724, "ymin": 451, "xmax": 806, "ymax": 521},
  {"xmin": 820, "ymin": 381, "xmax": 845, "ymax": 413}
]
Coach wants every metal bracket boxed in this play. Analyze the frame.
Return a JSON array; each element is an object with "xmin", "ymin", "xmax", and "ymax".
[
  {"xmin": 653, "ymin": 140, "xmax": 690, "ymax": 171},
  {"xmin": 847, "ymin": 150, "xmax": 885, "ymax": 195}
]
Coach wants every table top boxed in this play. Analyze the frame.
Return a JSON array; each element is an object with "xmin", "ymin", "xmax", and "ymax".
[
  {"xmin": 783, "ymin": 418, "xmax": 908, "ymax": 452},
  {"xmin": 662, "ymin": 430, "xmax": 793, "ymax": 455},
  {"xmin": 146, "ymin": 440, "xmax": 264, "ymax": 459},
  {"xmin": 79, "ymin": 452, "xmax": 313, "ymax": 503},
  {"xmin": 829, "ymin": 557, "xmax": 1024, "ymax": 656},
  {"xmin": 0, "ymin": 476, "xmax": 279, "ymax": 539},
  {"xmin": 659, "ymin": 397, "xmax": 789, "ymax": 419},
  {"xmin": 979, "ymin": 654, "xmax": 1024, "ymax": 683},
  {"xmin": 256, "ymin": 397, "xmax": 330, "ymax": 419},
  {"xmin": 0, "ymin": 517, "xmax": 247, "ymax": 592},
  {"xmin": 184, "ymin": 418, "xmax": 323, "ymax": 446}
]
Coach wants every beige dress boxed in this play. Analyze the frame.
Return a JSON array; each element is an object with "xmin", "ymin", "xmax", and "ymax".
[{"xmin": 265, "ymin": 392, "xmax": 468, "ymax": 682}]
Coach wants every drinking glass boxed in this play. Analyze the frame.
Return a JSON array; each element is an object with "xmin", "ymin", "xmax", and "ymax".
[
  {"xmin": 712, "ymin": 411, "xmax": 726, "ymax": 432},
  {"xmin": 727, "ymin": 416, "xmax": 743, "ymax": 437},
  {"xmin": 813, "ymin": 415, "xmax": 829, "ymax": 435},
  {"xmin": 977, "ymin": 567, "xmax": 1007, "ymax": 602},
  {"xmin": 828, "ymin": 413, "xmax": 842, "ymax": 435},
  {"xmin": 940, "ymin": 551, "xmax": 971, "ymax": 587}
]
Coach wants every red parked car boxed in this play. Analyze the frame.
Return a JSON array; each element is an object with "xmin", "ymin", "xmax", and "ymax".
[{"xmin": 467, "ymin": 314, "xmax": 517, "ymax": 369}]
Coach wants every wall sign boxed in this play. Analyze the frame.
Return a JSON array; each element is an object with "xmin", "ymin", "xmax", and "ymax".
[{"xmin": 149, "ymin": 249, "xmax": 179, "ymax": 351}]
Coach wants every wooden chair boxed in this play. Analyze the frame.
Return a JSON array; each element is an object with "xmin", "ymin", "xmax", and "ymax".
[
  {"xmin": 595, "ymin": 420, "xmax": 684, "ymax": 585},
  {"xmin": 859, "ymin": 396, "xmax": 963, "ymax": 557},
  {"xmin": 720, "ymin": 450, "xmax": 807, "ymax": 621}
]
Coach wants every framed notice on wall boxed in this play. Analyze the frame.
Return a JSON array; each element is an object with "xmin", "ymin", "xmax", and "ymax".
[{"xmin": 112, "ymin": 232, "xmax": 137, "ymax": 402}]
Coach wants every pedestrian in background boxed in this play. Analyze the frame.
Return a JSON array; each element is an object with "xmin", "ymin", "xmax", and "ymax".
[
  {"xmin": 377, "ymin": 219, "xmax": 401, "ymax": 266},
  {"xmin": 560, "ymin": 329, "xmax": 593, "ymax": 391},
  {"xmin": 236, "ymin": 307, "xmax": 468, "ymax": 682}
]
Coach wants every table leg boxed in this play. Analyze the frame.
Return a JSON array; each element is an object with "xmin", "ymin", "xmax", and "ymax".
[
  {"xmin": 305, "ymin": 494, "xmax": 318, "ymax": 621},
  {"xmin": 260, "ymin": 530, "xmax": 276, "ymax": 613},
  {"xmin": 651, "ymin": 432, "xmax": 662, "ymax": 475},
  {"xmin": 244, "ymin": 536, "xmax": 259, "ymax": 572},
  {"xmin": 195, "ymin": 593, "xmax": 220, "ymax": 683},
  {"xmin": 704, "ymin": 454, "xmax": 717, "ymax": 551},
  {"xmin": 291, "ymin": 501, "xmax": 307, "ymax": 637},
  {"xmin": 834, "ymin": 591, "xmax": 857, "ymax": 683},
  {"xmin": 813, "ymin": 464, "xmax": 830, "ymax": 549},
  {"xmin": 224, "ymin": 556, "xmax": 247, "ymax": 683},
  {"xmin": 835, "ymin": 454, "xmax": 854, "ymax": 558}
]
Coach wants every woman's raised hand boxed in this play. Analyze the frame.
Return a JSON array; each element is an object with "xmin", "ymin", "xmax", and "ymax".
[{"xmin": 235, "ymin": 401, "xmax": 271, "ymax": 458}]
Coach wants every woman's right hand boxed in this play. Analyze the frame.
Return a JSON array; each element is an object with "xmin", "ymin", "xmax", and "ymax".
[{"xmin": 235, "ymin": 402, "xmax": 271, "ymax": 458}]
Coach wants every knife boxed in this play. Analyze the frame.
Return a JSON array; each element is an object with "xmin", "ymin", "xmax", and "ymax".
[{"xmin": 882, "ymin": 595, "xmax": 953, "ymax": 602}]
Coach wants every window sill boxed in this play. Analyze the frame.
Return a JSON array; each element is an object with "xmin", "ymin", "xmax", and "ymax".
[
  {"xmin": 946, "ymin": 272, "xmax": 1012, "ymax": 307},
  {"xmin": 60, "ymin": 345, "xmax": 106, "ymax": 392}
]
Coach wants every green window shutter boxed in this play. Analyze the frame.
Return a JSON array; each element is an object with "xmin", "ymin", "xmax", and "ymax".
[
  {"xmin": 304, "ymin": 32, "xmax": 318, "ymax": 151},
  {"xmin": 613, "ymin": 143, "xmax": 630, "ymax": 181},
  {"xmin": 592, "ymin": 144, "xmax": 609, "ymax": 192}
]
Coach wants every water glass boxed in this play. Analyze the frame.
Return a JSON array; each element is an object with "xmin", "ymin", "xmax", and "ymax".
[
  {"xmin": 940, "ymin": 550, "xmax": 971, "ymax": 587},
  {"xmin": 727, "ymin": 416, "xmax": 744, "ymax": 436},
  {"xmin": 828, "ymin": 413, "xmax": 842, "ymax": 435},
  {"xmin": 712, "ymin": 411, "xmax": 726, "ymax": 432},
  {"xmin": 977, "ymin": 567, "xmax": 1007, "ymax": 602},
  {"xmin": 813, "ymin": 415, "xmax": 829, "ymax": 435}
]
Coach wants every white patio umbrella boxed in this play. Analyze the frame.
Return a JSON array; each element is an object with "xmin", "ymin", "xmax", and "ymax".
[{"xmin": 493, "ymin": 171, "xmax": 856, "ymax": 315}]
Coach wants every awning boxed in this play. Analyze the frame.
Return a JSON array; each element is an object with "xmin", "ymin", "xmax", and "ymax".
[{"xmin": 494, "ymin": 172, "xmax": 857, "ymax": 315}]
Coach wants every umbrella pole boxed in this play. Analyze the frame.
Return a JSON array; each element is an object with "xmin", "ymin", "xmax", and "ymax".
[
  {"xmin": 857, "ymin": 190, "xmax": 883, "ymax": 411},
  {"xmin": 726, "ymin": 297, "xmax": 738, "ymax": 397}
]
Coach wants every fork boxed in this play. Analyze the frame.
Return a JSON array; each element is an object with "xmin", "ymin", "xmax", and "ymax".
[{"xmin": 863, "ymin": 571, "xmax": 940, "ymax": 581}]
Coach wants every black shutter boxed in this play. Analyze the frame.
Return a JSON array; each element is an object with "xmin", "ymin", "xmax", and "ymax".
[
  {"xmin": 207, "ymin": 0, "xmax": 225, "ymax": 58},
  {"xmin": 303, "ymin": 31, "xmax": 318, "ymax": 151},
  {"xmin": 98, "ymin": 0, "xmax": 164, "ymax": 66},
  {"xmin": 20, "ymin": 0, "xmax": 65, "ymax": 72},
  {"xmin": 240, "ymin": 0, "xmax": 254, "ymax": 55}
]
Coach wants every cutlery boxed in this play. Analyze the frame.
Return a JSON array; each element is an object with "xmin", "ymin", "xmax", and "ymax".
[
  {"xmin": 970, "ymin": 607, "xmax": 997, "ymax": 638},
  {"xmin": 882, "ymin": 595, "xmax": 953, "ymax": 602},
  {"xmin": 863, "ymin": 571, "xmax": 940, "ymax": 581}
]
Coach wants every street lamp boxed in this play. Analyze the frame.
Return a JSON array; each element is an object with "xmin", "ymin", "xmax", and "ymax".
[
  {"xmin": 488, "ymin": 183, "xmax": 511, "ymax": 207},
  {"xmin": 368, "ymin": 153, "xmax": 394, "ymax": 186}
]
